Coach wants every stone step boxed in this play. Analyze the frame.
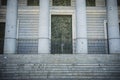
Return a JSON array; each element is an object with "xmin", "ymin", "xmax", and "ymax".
[
  {"xmin": 0, "ymin": 72, "xmax": 120, "ymax": 79},
  {"xmin": 0, "ymin": 54, "xmax": 120, "ymax": 64},
  {"xmin": 0, "ymin": 54, "xmax": 120, "ymax": 80},
  {"xmin": 1, "ymin": 64, "xmax": 120, "ymax": 71},
  {"xmin": 1, "ymin": 78, "xmax": 120, "ymax": 80},
  {"xmin": 1, "ymin": 70, "xmax": 120, "ymax": 75}
]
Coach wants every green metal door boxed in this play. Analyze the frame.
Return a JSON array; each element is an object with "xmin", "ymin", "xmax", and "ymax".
[{"xmin": 51, "ymin": 15, "xmax": 72, "ymax": 54}]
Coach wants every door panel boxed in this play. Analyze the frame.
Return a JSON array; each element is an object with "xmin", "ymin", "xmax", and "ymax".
[{"xmin": 51, "ymin": 15, "xmax": 72, "ymax": 54}]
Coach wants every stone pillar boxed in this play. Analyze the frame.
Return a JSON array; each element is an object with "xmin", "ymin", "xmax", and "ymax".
[
  {"xmin": 76, "ymin": 0, "xmax": 88, "ymax": 53},
  {"xmin": 4, "ymin": 0, "xmax": 18, "ymax": 54},
  {"xmin": 38, "ymin": 0, "xmax": 50, "ymax": 53},
  {"xmin": 107, "ymin": 0, "xmax": 120, "ymax": 53}
]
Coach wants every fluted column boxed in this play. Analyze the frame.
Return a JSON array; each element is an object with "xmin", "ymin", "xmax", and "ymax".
[
  {"xmin": 107, "ymin": 0, "xmax": 120, "ymax": 53},
  {"xmin": 4, "ymin": 0, "xmax": 18, "ymax": 54},
  {"xmin": 76, "ymin": 0, "xmax": 88, "ymax": 53},
  {"xmin": 38, "ymin": 0, "xmax": 50, "ymax": 53}
]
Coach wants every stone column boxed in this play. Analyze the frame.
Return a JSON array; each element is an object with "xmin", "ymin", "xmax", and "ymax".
[
  {"xmin": 107, "ymin": 0, "xmax": 120, "ymax": 53},
  {"xmin": 4, "ymin": 0, "xmax": 18, "ymax": 54},
  {"xmin": 38, "ymin": 0, "xmax": 50, "ymax": 53},
  {"xmin": 76, "ymin": 0, "xmax": 88, "ymax": 53}
]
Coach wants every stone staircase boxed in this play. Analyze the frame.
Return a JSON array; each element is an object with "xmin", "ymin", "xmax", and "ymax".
[{"xmin": 0, "ymin": 54, "xmax": 120, "ymax": 80}]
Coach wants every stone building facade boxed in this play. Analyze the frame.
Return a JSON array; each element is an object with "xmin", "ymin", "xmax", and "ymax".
[{"xmin": 0, "ymin": 0, "xmax": 120, "ymax": 80}]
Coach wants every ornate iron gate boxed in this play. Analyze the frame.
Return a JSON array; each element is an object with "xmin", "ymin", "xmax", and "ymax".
[{"xmin": 51, "ymin": 15, "xmax": 72, "ymax": 54}]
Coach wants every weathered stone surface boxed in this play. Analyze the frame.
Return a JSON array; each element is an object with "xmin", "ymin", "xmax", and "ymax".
[{"xmin": 0, "ymin": 54, "xmax": 120, "ymax": 80}]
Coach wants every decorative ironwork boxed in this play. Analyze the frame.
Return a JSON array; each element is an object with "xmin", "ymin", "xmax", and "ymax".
[
  {"xmin": 6, "ymin": 39, "xmax": 109, "ymax": 54},
  {"xmin": 86, "ymin": 0, "xmax": 95, "ymax": 6},
  {"xmin": 27, "ymin": 0, "xmax": 39, "ymax": 6},
  {"xmin": 1, "ymin": 0, "xmax": 7, "ymax": 6},
  {"xmin": 51, "ymin": 39, "xmax": 72, "ymax": 54},
  {"xmin": 88, "ymin": 39, "xmax": 109, "ymax": 54},
  {"xmin": 17, "ymin": 39, "xmax": 38, "ymax": 54},
  {"xmin": 51, "ymin": 15, "xmax": 72, "ymax": 54},
  {"xmin": 52, "ymin": 0, "xmax": 71, "ymax": 6}
]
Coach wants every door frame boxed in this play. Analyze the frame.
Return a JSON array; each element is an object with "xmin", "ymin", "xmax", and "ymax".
[{"xmin": 50, "ymin": 10, "xmax": 76, "ymax": 53}]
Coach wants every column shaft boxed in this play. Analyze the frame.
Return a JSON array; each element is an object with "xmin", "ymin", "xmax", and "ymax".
[
  {"xmin": 38, "ymin": 0, "xmax": 50, "ymax": 53},
  {"xmin": 107, "ymin": 0, "xmax": 120, "ymax": 53},
  {"xmin": 76, "ymin": 0, "xmax": 88, "ymax": 53},
  {"xmin": 4, "ymin": 0, "xmax": 18, "ymax": 54}
]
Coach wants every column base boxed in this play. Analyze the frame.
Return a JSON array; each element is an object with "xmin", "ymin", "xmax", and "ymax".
[
  {"xmin": 76, "ymin": 38, "xmax": 88, "ymax": 54},
  {"xmin": 38, "ymin": 38, "xmax": 50, "ymax": 54},
  {"xmin": 109, "ymin": 39, "xmax": 120, "ymax": 54},
  {"xmin": 4, "ymin": 38, "xmax": 16, "ymax": 54}
]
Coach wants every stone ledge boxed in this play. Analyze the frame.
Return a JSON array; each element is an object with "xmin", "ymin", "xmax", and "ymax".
[{"xmin": 0, "ymin": 54, "xmax": 120, "ymax": 64}]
